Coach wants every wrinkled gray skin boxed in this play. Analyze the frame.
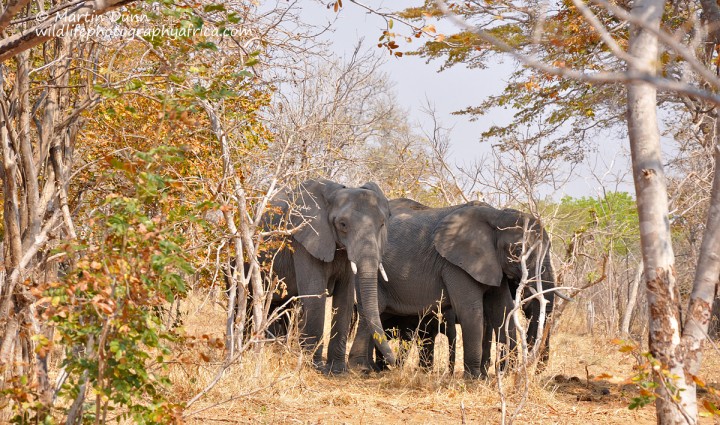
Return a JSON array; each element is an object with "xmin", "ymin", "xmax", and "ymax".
[
  {"xmin": 255, "ymin": 179, "xmax": 395, "ymax": 374},
  {"xmin": 349, "ymin": 198, "xmax": 555, "ymax": 378}
]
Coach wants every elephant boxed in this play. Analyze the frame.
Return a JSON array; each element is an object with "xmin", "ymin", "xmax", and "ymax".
[
  {"xmin": 361, "ymin": 309, "xmax": 457, "ymax": 373},
  {"xmin": 349, "ymin": 198, "xmax": 556, "ymax": 378},
  {"xmin": 236, "ymin": 179, "xmax": 395, "ymax": 374}
]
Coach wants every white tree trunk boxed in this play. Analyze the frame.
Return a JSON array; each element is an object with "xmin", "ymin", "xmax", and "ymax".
[
  {"xmin": 678, "ymin": 141, "xmax": 720, "ymax": 404},
  {"xmin": 621, "ymin": 260, "xmax": 643, "ymax": 336},
  {"xmin": 627, "ymin": 0, "xmax": 692, "ymax": 420}
]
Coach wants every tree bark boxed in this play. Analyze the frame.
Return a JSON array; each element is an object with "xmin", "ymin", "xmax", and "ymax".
[
  {"xmin": 677, "ymin": 140, "xmax": 720, "ymax": 400},
  {"xmin": 627, "ymin": 0, "xmax": 691, "ymax": 420},
  {"xmin": 621, "ymin": 260, "xmax": 643, "ymax": 336},
  {"xmin": 0, "ymin": 0, "xmax": 32, "ymax": 33}
]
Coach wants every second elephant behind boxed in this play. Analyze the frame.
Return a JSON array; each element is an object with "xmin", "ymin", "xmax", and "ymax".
[{"xmin": 349, "ymin": 198, "xmax": 556, "ymax": 378}]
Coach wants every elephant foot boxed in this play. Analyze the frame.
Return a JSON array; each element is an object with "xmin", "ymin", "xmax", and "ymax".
[
  {"xmin": 323, "ymin": 361, "xmax": 348, "ymax": 376},
  {"xmin": 375, "ymin": 361, "xmax": 390, "ymax": 372},
  {"xmin": 311, "ymin": 357, "xmax": 326, "ymax": 372},
  {"xmin": 349, "ymin": 356, "xmax": 378, "ymax": 374},
  {"xmin": 464, "ymin": 369, "xmax": 489, "ymax": 380}
]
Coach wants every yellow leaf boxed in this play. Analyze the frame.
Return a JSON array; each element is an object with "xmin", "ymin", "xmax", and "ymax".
[
  {"xmin": 423, "ymin": 24, "xmax": 436, "ymax": 33},
  {"xmin": 702, "ymin": 399, "xmax": 719, "ymax": 414},
  {"xmin": 692, "ymin": 375, "xmax": 707, "ymax": 387},
  {"xmin": 435, "ymin": 34, "xmax": 446, "ymax": 42}
]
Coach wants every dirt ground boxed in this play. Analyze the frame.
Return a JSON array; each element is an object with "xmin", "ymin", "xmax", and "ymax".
[{"xmin": 171, "ymin": 295, "xmax": 720, "ymax": 424}]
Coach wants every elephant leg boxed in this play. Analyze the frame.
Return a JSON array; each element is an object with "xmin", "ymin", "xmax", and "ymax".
[
  {"xmin": 293, "ymin": 250, "xmax": 328, "ymax": 369},
  {"xmin": 483, "ymin": 285, "xmax": 516, "ymax": 374},
  {"xmin": 267, "ymin": 310, "xmax": 288, "ymax": 340},
  {"xmin": 481, "ymin": 319, "xmax": 493, "ymax": 375},
  {"xmin": 442, "ymin": 268, "xmax": 487, "ymax": 378},
  {"xmin": 501, "ymin": 287, "xmax": 518, "ymax": 372},
  {"xmin": 299, "ymin": 294, "xmax": 326, "ymax": 368},
  {"xmin": 325, "ymin": 275, "xmax": 354, "ymax": 374}
]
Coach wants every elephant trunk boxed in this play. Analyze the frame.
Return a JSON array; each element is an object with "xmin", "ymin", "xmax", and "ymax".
[{"xmin": 357, "ymin": 269, "xmax": 396, "ymax": 366}]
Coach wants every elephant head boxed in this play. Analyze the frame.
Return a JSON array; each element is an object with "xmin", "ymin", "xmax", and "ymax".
[
  {"xmin": 433, "ymin": 203, "xmax": 555, "ymax": 361},
  {"xmin": 279, "ymin": 179, "xmax": 396, "ymax": 365}
]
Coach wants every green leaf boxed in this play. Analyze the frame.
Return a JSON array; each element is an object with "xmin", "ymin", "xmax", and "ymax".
[
  {"xmin": 203, "ymin": 3, "xmax": 225, "ymax": 12},
  {"xmin": 124, "ymin": 79, "xmax": 144, "ymax": 91},
  {"xmin": 93, "ymin": 85, "xmax": 120, "ymax": 99},
  {"xmin": 169, "ymin": 74, "xmax": 185, "ymax": 84},
  {"xmin": 227, "ymin": 12, "xmax": 241, "ymax": 23},
  {"xmin": 196, "ymin": 41, "xmax": 218, "ymax": 51}
]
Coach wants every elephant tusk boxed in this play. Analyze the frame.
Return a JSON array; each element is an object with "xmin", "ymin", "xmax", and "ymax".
[
  {"xmin": 350, "ymin": 261, "xmax": 358, "ymax": 275},
  {"xmin": 528, "ymin": 286, "xmax": 573, "ymax": 302},
  {"xmin": 379, "ymin": 263, "xmax": 389, "ymax": 282},
  {"xmin": 556, "ymin": 291, "xmax": 573, "ymax": 302}
]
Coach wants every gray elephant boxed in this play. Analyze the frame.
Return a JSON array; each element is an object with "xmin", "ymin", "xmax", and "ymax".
[
  {"xmin": 349, "ymin": 198, "xmax": 555, "ymax": 378},
  {"xmin": 246, "ymin": 179, "xmax": 396, "ymax": 374}
]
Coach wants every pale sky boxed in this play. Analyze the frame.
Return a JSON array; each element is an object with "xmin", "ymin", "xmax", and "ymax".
[{"xmin": 298, "ymin": 1, "xmax": 634, "ymax": 199}]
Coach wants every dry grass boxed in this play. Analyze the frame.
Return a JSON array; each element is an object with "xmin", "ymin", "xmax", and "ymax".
[{"xmin": 168, "ymin": 294, "xmax": 720, "ymax": 424}]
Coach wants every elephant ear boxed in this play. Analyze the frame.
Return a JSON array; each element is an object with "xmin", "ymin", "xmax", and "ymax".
[
  {"xmin": 284, "ymin": 179, "xmax": 345, "ymax": 262},
  {"xmin": 433, "ymin": 206, "xmax": 503, "ymax": 287}
]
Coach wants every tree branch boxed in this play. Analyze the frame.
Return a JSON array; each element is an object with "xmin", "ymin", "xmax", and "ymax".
[{"xmin": 0, "ymin": 0, "xmax": 137, "ymax": 62}]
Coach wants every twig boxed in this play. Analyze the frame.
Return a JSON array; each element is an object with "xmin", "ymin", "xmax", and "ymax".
[
  {"xmin": 433, "ymin": 0, "xmax": 720, "ymax": 106},
  {"xmin": 183, "ymin": 375, "xmax": 292, "ymax": 418}
]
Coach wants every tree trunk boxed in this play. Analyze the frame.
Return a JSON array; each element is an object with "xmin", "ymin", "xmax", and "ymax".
[
  {"xmin": 677, "ymin": 136, "xmax": 720, "ymax": 413},
  {"xmin": 586, "ymin": 301, "xmax": 595, "ymax": 335},
  {"xmin": 627, "ymin": 0, "xmax": 691, "ymax": 420},
  {"xmin": 621, "ymin": 260, "xmax": 643, "ymax": 336}
]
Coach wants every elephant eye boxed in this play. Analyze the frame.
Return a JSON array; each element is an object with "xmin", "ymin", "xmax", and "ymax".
[{"xmin": 337, "ymin": 219, "xmax": 348, "ymax": 232}]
